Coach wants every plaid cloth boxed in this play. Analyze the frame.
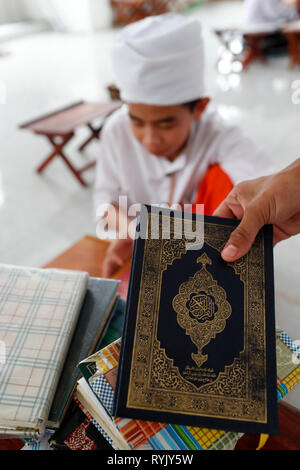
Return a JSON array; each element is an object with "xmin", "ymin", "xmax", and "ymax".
[
  {"xmin": 0, "ymin": 264, "xmax": 88, "ymax": 441},
  {"xmin": 80, "ymin": 327, "xmax": 300, "ymax": 451}
]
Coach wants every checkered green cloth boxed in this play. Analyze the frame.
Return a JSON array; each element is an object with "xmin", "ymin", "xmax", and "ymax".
[{"xmin": 0, "ymin": 264, "xmax": 88, "ymax": 440}]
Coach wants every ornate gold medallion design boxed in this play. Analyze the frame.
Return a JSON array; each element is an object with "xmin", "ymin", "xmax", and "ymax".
[{"xmin": 172, "ymin": 253, "xmax": 232, "ymax": 367}]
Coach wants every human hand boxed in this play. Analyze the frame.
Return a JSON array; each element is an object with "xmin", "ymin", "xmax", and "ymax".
[
  {"xmin": 213, "ymin": 158, "xmax": 300, "ymax": 262},
  {"xmin": 102, "ymin": 238, "xmax": 134, "ymax": 278}
]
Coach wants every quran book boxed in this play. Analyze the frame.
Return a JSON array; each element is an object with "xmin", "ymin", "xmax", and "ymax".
[
  {"xmin": 0, "ymin": 264, "xmax": 88, "ymax": 441},
  {"xmin": 113, "ymin": 205, "xmax": 278, "ymax": 435},
  {"xmin": 47, "ymin": 277, "xmax": 120, "ymax": 428}
]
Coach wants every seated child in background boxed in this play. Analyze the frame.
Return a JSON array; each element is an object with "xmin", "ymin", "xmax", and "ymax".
[
  {"xmin": 94, "ymin": 13, "xmax": 274, "ymax": 277},
  {"xmin": 243, "ymin": 0, "xmax": 299, "ymax": 29}
]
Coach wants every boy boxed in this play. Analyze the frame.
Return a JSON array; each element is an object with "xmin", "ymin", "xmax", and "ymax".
[{"xmin": 94, "ymin": 13, "xmax": 273, "ymax": 277}]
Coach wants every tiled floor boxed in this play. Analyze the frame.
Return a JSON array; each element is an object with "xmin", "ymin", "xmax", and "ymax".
[{"xmin": 1, "ymin": 2, "xmax": 300, "ymax": 407}]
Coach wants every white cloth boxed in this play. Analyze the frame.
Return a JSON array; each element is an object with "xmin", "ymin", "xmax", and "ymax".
[
  {"xmin": 94, "ymin": 104, "xmax": 274, "ymax": 221},
  {"xmin": 110, "ymin": 13, "xmax": 205, "ymax": 105},
  {"xmin": 243, "ymin": 0, "xmax": 298, "ymax": 29}
]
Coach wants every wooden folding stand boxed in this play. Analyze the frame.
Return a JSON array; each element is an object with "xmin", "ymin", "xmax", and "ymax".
[{"xmin": 19, "ymin": 100, "xmax": 121, "ymax": 187}]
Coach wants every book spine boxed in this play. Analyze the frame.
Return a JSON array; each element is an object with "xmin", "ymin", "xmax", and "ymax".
[{"xmin": 112, "ymin": 230, "xmax": 140, "ymax": 416}]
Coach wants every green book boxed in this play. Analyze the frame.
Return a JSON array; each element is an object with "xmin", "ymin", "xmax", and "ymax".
[
  {"xmin": 47, "ymin": 277, "xmax": 120, "ymax": 428},
  {"xmin": 77, "ymin": 297, "xmax": 126, "ymax": 387}
]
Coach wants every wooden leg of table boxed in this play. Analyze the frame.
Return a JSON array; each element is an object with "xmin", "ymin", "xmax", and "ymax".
[
  {"xmin": 37, "ymin": 133, "xmax": 74, "ymax": 174},
  {"xmin": 57, "ymin": 149, "xmax": 89, "ymax": 187},
  {"xmin": 285, "ymin": 33, "xmax": 300, "ymax": 68},
  {"xmin": 78, "ymin": 123, "xmax": 103, "ymax": 152},
  {"xmin": 242, "ymin": 36, "xmax": 267, "ymax": 69},
  {"xmin": 43, "ymin": 134, "xmax": 88, "ymax": 187},
  {"xmin": 37, "ymin": 132, "xmax": 97, "ymax": 187},
  {"xmin": 241, "ymin": 47, "xmax": 256, "ymax": 69},
  {"xmin": 77, "ymin": 159, "xmax": 96, "ymax": 173}
]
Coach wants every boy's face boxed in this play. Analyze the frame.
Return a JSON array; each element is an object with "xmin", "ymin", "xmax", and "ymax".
[{"xmin": 127, "ymin": 99, "xmax": 209, "ymax": 161}]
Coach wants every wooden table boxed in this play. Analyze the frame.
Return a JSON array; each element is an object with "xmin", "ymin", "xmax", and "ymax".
[
  {"xmin": 214, "ymin": 25, "xmax": 281, "ymax": 70},
  {"xmin": 1, "ymin": 235, "xmax": 300, "ymax": 450},
  {"xmin": 19, "ymin": 100, "xmax": 122, "ymax": 187}
]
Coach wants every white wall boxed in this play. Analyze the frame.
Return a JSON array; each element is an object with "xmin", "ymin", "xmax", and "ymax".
[
  {"xmin": 89, "ymin": 0, "xmax": 113, "ymax": 30},
  {"xmin": 23, "ymin": 0, "xmax": 113, "ymax": 31},
  {"xmin": 0, "ymin": 0, "xmax": 28, "ymax": 24}
]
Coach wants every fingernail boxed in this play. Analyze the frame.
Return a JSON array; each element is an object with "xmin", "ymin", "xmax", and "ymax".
[{"xmin": 222, "ymin": 244, "xmax": 238, "ymax": 259}]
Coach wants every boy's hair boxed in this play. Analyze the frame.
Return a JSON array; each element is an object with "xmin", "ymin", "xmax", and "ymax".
[{"xmin": 184, "ymin": 98, "xmax": 202, "ymax": 111}]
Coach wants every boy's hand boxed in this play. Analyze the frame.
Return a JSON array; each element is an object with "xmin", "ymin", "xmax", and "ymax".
[{"xmin": 102, "ymin": 238, "xmax": 134, "ymax": 278}]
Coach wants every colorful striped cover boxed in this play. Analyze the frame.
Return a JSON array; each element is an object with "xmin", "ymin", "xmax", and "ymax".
[
  {"xmin": 276, "ymin": 329, "xmax": 300, "ymax": 401},
  {"xmin": 80, "ymin": 327, "xmax": 300, "ymax": 451},
  {"xmin": 80, "ymin": 340, "xmax": 242, "ymax": 450}
]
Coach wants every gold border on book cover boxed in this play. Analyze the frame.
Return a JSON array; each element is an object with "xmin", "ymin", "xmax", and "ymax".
[{"xmin": 127, "ymin": 213, "xmax": 267, "ymax": 424}]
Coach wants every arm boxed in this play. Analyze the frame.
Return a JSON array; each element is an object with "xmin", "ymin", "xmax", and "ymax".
[
  {"xmin": 94, "ymin": 119, "xmax": 135, "ymax": 277},
  {"xmin": 213, "ymin": 158, "xmax": 300, "ymax": 261},
  {"xmin": 100, "ymin": 203, "xmax": 135, "ymax": 278}
]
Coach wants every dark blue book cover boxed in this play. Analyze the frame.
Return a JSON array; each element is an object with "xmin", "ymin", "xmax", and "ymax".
[{"xmin": 113, "ymin": 205, "xmax": 278, "ymax": 435}]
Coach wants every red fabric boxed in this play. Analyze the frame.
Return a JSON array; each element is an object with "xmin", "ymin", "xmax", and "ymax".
[{"xmin": 192, "ymin": 164, "xmax": 233, "ymax": 216}]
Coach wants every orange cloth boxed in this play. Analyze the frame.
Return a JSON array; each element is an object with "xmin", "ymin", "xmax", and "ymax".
[{"xmin": 192, "ymin": 164, "xmax": 233, "ymax": 216}]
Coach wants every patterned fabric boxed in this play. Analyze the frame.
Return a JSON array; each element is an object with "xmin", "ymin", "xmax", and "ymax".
[
  {"xmin": 276, "ymin": 328, "xmax": 300, "ymax": 401},
  {"xmin": 90, "ymin": 375, "xmax": 114, "ymax": 415},
  {"xmin": 73, "ymin": 395, "xmax": 114, "ymax": 448},
  {"xmin": 0, "ymin": 264, "xmax": 88, "ymax": 441},
  {"xmin": 21, "ymin": 430, "xmax": 54, "ymax": 450}
]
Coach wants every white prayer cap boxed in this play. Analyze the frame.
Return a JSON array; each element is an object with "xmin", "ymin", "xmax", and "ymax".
[{"xmin": 110, "ymin": 13, "xmax": 205, "ymax": 106}]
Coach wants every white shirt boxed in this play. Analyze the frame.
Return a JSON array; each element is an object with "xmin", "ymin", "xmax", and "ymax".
[
  {"xmin": 243, "ymin": 0, "xmax": 298, "ymax": 29},
  {"xmin": 94, "ymin": 104, "xmax": 273, "ymax": 220}
]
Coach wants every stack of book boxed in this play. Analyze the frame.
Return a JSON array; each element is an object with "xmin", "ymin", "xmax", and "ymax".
[
  {"xmin": 71, "ymin": 328, "xmax": 300, "ymax": 451},
  {"xmin": 0, "ymin": 263, "xmax": 121, "ymax": 444},
  {"xmin": 3, "ymin": 207, "xmax": 300, "ymax": 451},
  {"xmin": 66, "ymin": 207, "xmax": 300, "ymax": 451}
]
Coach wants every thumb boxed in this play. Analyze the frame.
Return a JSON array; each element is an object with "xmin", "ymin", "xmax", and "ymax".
[
  {"xmin": 102, "ymin": 253, "xmax": 123, "ymax": 278},
  {"xmin": 221, "ymin": 203, "xmax": 265, "ymax": 262}
]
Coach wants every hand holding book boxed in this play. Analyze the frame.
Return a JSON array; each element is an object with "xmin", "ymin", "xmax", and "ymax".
[{"xmin": 214, "ymin": 158, "xmax": 300, "ymax": 262}]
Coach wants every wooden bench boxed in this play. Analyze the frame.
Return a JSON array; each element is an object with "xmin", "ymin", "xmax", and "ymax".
[
  {"xmin": 19, "ymin": 100, "xmax": 121, "ymax": 187},
  {"xmin": 214, "ymin": 24, "xmax": 282, "ymax": 71}
]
